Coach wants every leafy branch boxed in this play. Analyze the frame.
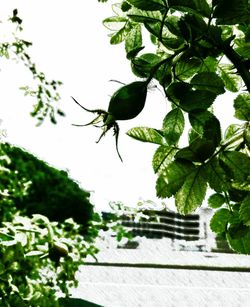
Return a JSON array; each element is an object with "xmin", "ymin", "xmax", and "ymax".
[
  {"xmin": 222, "ymin": 44, "xmax": 250, "ymax": 92},
  {"xmin": 94, "ymin": 0, "xmax": 250, "ymax": 253},
  {"xmin": 1, "ymin": 9, "xmax": 64, "ymax": 125}
]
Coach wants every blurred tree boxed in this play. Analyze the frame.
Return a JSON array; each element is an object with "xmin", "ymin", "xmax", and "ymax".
[{"xmin": 0, "ymin": 143, "xmax": 94, "ymax": 233}]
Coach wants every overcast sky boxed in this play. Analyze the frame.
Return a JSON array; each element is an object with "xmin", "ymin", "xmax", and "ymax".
[
  {"xmin": 0, "ymin": 1, "xmax": 237, "ymax": 211},
  {"xmin": 0, "ymin": 0, "xmax": 170, "ymax": 211}
]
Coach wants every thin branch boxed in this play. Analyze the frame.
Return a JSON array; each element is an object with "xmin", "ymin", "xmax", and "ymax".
[
  {"xmin": 222, "ymin": 45, "xmax": 250, "ymax": 93},
  {"xmin": 159, "ymin": 9, "xmax": 168, "ymax": 44}
]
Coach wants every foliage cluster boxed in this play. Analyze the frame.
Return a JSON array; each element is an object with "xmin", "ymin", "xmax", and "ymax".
[
  {"xmin": 0, "ymin": 142, "xmax": 102, "ymax": 306},
  {"xmin": 0, "ymin": 143, "xmax": 94, "ymax": 234},
  {"xmin": 0, "ymin": 9, "xmax": 64, "ymax": 125},
  {"xmin": 97, "ymin": 0, "xmax": 250, "ymax": 253},
  {"xmin": 0, "ymin": 214, "xmax": 99, "ymax": 306}
]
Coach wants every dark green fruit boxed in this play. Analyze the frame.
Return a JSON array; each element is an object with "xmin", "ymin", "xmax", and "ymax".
[
  {"xmin": 107, "ymin": 81, "xmax": 148, "ymax": 121},
  {"xmin": 72, "ymin": 80, "xmax": 149, "ymax": 161},
  {"xmin": 49, "ymin": 242, "xmax": 68, "ymax": 262}
]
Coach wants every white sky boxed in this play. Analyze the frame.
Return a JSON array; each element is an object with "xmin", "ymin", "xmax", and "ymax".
[{"xmin": 0, "ymin": 1, "xmax": 237, "ymax": 212}]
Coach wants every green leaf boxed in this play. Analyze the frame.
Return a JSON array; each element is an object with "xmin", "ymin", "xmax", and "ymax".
[
  {"xmin": 165, "ymin": 15, "xmax": 182, "ymax": 36},
  {"xmin": 131, "ymin": 53, "xmax": 161, "ymax": 77},
  {"xmin": 162, "ymin": 108, "xmax": 184, "ymax": 145},
  {"xmin": 235, "ymin": 42, "xmax": 250, "ymax": 59},
  {"xmin": 239, "ymin": 195, "xmax": 250, "ymax": 227},
  {"xmin": 0, "ymin": 239, "xmax": 17, "ymax": 246},
  {"xmin": 0, "ymin": 232, "xmax": 14, "ymax": 242},
  {"xmin": 213, "ymin": 0, "xmax": 250, "ymax": 25},
  {"xmin": 125, "ymin": 24, "xmax": 142, "ymax": 59},
  {"xmin": 188, "ymin": 128, "xmax": 199, "ymax": 144},
  {"xmin": 144, "ymin": 20, "xmax": 162, "ymax": 39},
  {"xmin": 179, "ymin": 13, "xmax": 207, "ymax": 41},
  {"xmin": 222, "ymin": 124, "xmax": 245, "ymax": 151},
  {"xmin": 180, "ymin": 90, "xmax": 216, "ymax": 112},
  {"xmin": 220, "ymin": 151, "xmax": 250, "ymax": 182},
  {"xmin": 15, "ymin": 232, "xmax": 27, "ymax": 246},
  {"xmin": 232, "ymin": 180, "xmax": 250, "ymax": 192},
  {"xmin": 162, "ymin": 37, "xmax": 185, "ymax": 50},
  {"xmin": 178, "ymin": 19, "xmax": 192, "ymax": 42},
  {"xmin": 228, "ymin": 222, "xmax": 249, "ymax": 240},
  {"xmin": 121, "ymin": 1, "xmax": 132, "ymax": 12},
  {"xmin": 127, "ymin": 9, "xmax": 162, "ymax": 23},
  {"xmin": 156, "ymin": 62, "xmax": 172, "ymax": 87},
  {"xmin": 225, "ymin": 124, "xmax": 242, "ymax": 139},
  {"xmin": 127, "ymin": 127, "xmax": 165, "ymax": 145},
  {"xmin": 208, "ymin": 193, "xmax": 226, "ymax": 208},
  {"xmin": 205, "ymin": 158, "xmax": 229, "ymax": 193},
  {"xmin": 227, "ymin": 228, "xmax": 250, "ymax": 254},
  {"xmin": 10, "ymin": 9, "xmax": 22, "ymax": 25},
  {"xmin": 152, "ymin": 145, "xmax": 177, "ymax": 174},
  {"xmin": 156, "ymin": 160, "xmax": 195, "ymax": 198},
  {"xmin": 126, "ymin": 0, "xmax": 165, "ymax": 11},
  {"xmin": 175, "ymin": 138, "xmax": 216, "ymax": 162},
  {"xmin": 191, "ymin": 72, "xmax": 225, "ymax": 95},
  {"xmin": 188, "ymin": 0, "xmax": 211, "ymax": 17},
  {"xmin": 218, "ymin": 64, "xmax": 241, "ymax": 92},
  {"xmin": 25, "ymin": 250, "xmax": 45, "ymax": 257},
  {"xmin": 234, "ymin": 93, "xmax": 250, "ymax": 121},
  {"xmin": 168, "ymin": 0, "xmax": 211, "ymax": 17},
  {"xmin": 175, "ymin": 147, "xmax": 197, "ymax": 162},
  {"xmin": 189, "ymin": 110, "xmax": 221, "ymax": 147},
  {"xmin": 238, "ymin": 24, "xmax": 250, "ymax": 42},
  {"xmin": 175, "ymin": 166, "xmax": 207, "ymax": 214},
  {"xmin": 210, "ymin": 208, "xmax": 231, "ymax": 234},
  {"xmin": 175, "ymin": 146, "xmax": 197, "ymax": 162},
  {"xmin": 110, "ymin": 22, "xmax": 132, "ymax": 44},
  {"xmin": 224, "ymin": 124, "xmax": 245, "ymax": 149},
  {"xmin": 220, "ymin": 26, "xmax": 234, "ymax": 42},
  {"xmin": 199, "ymin": 56, "xmax": 218, "ymax": 73},
  {"xmin": 111, "ymin": 2, "xmax": 125, "ymax": 15},
  {"xmin": 189, "ymin": 138, "xmax": 216, "ymax": 161},
  {"xmin": 228, "ymin": 187, "xmax": 248, "ymax": 203},
  {"xmin": 175, "ymin": 58, "xmax": 202, "ymax": 80},
  {"xmin": 126, "ymin": 46, "xmax": 145, "ymax": 60},
  {"xmin": 57, "ymin": 109, "xmax": 65, "ymax": 117},
  {"xmin": 156, "ymin": 176, "xmax": 170, "ymax": 198},
  {"xmin": 103, "ymin": 16, "xmax": 127, "ymax": 31},
  {"xmin": 166, "ymin": 82, "xmax": 192, "ymax": 103}
]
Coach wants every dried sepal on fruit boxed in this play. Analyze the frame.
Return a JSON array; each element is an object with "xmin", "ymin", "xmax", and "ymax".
[{"xmin": 72, "ymin": 80, "xmax": 149, "ymax": 161}]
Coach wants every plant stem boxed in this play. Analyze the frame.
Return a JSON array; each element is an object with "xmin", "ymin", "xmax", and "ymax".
[
  {"xmin": 206, "ymin": 126, "xmax": 245, "ymax": 164},
  {"xmin": 222, "ymin": 44, "xmax": 250, "ymax": 92},
  {"xmin": 147, "ymin": 45, "xmax": 188, "ymax": 84},
  {"xmin": 159, "ymin": 9, "xmax": 168, "ymax": 44}
]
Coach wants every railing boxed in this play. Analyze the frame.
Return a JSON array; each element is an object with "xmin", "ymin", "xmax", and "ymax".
[
  {"xmin": 102, "ymin": 209, "xmax": 210, "ymax": 251},
  {"xmin": 120, "ymin": 210, "xmax": 202, "ymax": 241}
]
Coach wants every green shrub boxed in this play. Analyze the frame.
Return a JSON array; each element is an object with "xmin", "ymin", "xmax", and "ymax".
[
  {"xmin": 0, "ymin": 142, "xmax": 102, "ymax": 305},
  {"xmin": 0, "ymin": 214, "xmax": 99, "ymax": 306},
  {"xmin": 0, "ymin": 143, "xmax": 93, "ymax": 233}
]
